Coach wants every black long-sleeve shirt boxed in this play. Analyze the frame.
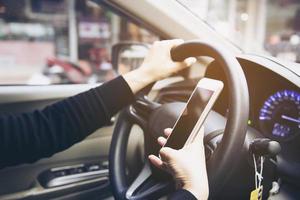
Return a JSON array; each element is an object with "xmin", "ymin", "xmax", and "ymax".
[
  {"xmin": 0, "ymin": 76, "xmax": 134, "ymax": 168},
  {"xmin": 0, "ymin": 76, "xmax": 197, "ymax": 199}
]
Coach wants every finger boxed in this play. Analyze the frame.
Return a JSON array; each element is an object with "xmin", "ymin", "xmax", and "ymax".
[
  {"xmin": 183, "ymin": 57, "xmax": 197, "ymax": 67},
  {"xmin": 188, "ymin": 126, "xmax": 205, "ymax": 150},
  {"xmin": 159, "ymin": 147, "xmax": 176, "ymax": 162},
  {"xmin": 148, "ymin": 155, "xmax": 163, "ymax": 169},
  {"xmin": 157, "ymin": 136, "xmax": 167, "ymax": 147},
  {"xmin": 164, "ymin": 128, "xmax": 172, "ymax": 137}
]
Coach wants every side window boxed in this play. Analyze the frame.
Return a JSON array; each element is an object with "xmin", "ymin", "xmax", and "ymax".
[{"xmin": 0, "ymin": 0, "xmax": 159, "ymax": 85}]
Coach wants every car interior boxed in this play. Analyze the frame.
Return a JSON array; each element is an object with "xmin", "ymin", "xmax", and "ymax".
[{"xmin": 0, "ymin": 0, "xmax": 299, "ymax": 200}]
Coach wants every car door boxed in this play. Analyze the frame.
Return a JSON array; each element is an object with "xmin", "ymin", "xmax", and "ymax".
[
  {"xmin": 0, "ymin": 1, "xmax": 159, "ymax": 199},
  {"xmin": 0, "ymin": 84, "xmax": 114, "ymax": 200}
]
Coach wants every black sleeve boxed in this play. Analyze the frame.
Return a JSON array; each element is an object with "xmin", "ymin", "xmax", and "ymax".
[
  {"xmin": 169, "ymin": 189, "xmax": 198, "ymax": 200},
  {"xmin": 0, "ymin": 76, "xmax": 134, "ymax": 169}
]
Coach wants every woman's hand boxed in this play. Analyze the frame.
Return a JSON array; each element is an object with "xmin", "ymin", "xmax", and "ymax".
[
  {"xmin": 139, "ymin": 39, "xmax": 196, "ymax": 81},
  {"xmin": 123, "ymin": 39, "xmax": 196, "ymax": 94},
  {"xmin": 148, "ymin": 128, "xmax": 209, "ymax": 200}
]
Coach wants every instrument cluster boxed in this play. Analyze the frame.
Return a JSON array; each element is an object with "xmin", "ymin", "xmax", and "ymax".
[{"xmin": 258, "ymin": 90, "xmax": 300, "ymax": 141}]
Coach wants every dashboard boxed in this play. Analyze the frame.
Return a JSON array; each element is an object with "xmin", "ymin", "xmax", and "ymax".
[
  {"xmin": 244, "ymin": 61, "xmax": 299, "ymax": 143},
  {"xmin": 206, "ymin": 54, "xmax": 300, "ymax": 164}
]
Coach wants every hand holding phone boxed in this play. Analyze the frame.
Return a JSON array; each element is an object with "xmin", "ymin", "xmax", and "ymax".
[{"xmin": 163, "ymin": 78, "xmax": 223, "ymax": 150}]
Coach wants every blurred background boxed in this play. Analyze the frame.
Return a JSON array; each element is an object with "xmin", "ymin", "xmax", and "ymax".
[
  {"xmin": 179, "ymin": 0, "xmax": 300, "ymax": 62},
  {"xmin": 0, "ymin": 0, "xmax": 158, "ymax": 85},
  {"xmin": 0, "ymin": 0, "xmax": 299, "ymax": 85}
]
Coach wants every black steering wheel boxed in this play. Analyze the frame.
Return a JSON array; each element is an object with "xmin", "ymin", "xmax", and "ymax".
[{"xmin": 109, "ymin": 40, "xmax": 249, "ymax": 200}]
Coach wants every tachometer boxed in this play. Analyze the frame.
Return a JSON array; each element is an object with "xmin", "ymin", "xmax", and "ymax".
[{"xmin": 259, "ymin": 90, "xmax": 300, "ymax": 140}]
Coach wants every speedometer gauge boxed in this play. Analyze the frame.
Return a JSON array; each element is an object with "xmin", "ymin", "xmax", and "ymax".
[{"xmin": 259, "ymin": 90, "xmax": 300, "ymax": 140}]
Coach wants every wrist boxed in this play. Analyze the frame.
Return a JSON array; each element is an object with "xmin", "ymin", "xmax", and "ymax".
[
  {"xmin": 183, "ymin": 180, "xmax": 209, "ymax": 200},
  {"xmin": 137, "ymin": 64, "xmax": 160, "ymax": 82},
  {"xmin": 122, "ymin": 68, "xmax": 155, "ymax": 94},
  {"xmin": 135, "ymin": 66, "xmax": 157, "ymax": 83}
]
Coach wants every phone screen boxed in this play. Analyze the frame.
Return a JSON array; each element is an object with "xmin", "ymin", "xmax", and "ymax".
[{"xmin": 164, "ymin": 87, "xmax": 214, "ymax": 150}]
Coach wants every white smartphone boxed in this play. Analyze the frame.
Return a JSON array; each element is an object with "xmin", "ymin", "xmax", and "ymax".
[{"xmin": 163, "ymin": 78, "xmax": 224, "ymax": 150}]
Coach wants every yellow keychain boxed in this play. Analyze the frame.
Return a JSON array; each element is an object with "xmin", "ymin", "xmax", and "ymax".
[
  {"xmin": 251, "ymin": 154, "xmax": 264, "ymax": 200},
  {"xmin": 250, "ymin": 186, "xmax": 263, "ymax": 200}
]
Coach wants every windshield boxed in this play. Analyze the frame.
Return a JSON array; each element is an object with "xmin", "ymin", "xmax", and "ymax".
[{"xmin": 177, "ymin": 0, "xmax": 300, "ymax": 63}]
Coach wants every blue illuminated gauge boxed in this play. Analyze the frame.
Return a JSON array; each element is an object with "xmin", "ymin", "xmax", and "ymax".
[{"xmin": 259, "ymin": 90, "xmax": 300, "ymax": 140}]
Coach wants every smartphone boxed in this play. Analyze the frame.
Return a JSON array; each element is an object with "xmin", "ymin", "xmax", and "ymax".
[{"xmin": 163, "ymin": 78, "xmax": 224, "ymax": 150}]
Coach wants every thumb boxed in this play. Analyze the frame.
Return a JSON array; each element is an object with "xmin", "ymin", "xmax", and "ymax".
[
  {"xmin": 190, "ymin": 126, "xmax": 205, "ymax": 146},
  {"xmin": 187, "ymin": 126, "xmax": 205, "ymax": 152},
  {"xmin": 159, "ymin": 147, "xmax": 177, "ymax": 162}
]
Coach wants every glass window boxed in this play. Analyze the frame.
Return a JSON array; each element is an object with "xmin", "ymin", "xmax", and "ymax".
[
  {"xmin": 0, "ymin": 0, "xmax": 159, "ymax": 85},
  {"xmin": 177, "ymin": 0, "xmax": 300, "ymax": 63}
]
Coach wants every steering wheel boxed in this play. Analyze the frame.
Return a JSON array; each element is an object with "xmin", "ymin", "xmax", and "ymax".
[{"xmin": 109, "ymin": 41, "xmax": 249, "ymax": 200}]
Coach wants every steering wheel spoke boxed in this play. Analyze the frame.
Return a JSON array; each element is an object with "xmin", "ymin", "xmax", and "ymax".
[
  {"xmin": 127, "ymin": 96, "xmax": 161, "ymax": 130},
  {"xmin": 126, "ymin": 162, "xmax": 173, "ymax": 200}
]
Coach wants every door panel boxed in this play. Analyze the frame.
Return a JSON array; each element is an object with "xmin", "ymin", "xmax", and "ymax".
[{"xmin": 0, "ymin": 85, "xmax": 113, "ymax": 200}]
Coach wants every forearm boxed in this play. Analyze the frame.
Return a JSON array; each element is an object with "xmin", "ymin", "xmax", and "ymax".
[
  {"xmin": 0, "ymin": 76, "xmax": 134, "ymax": 169},
  {"xmin": 0, "ymin": 39, "xmax": 194, "ymax": 169}
]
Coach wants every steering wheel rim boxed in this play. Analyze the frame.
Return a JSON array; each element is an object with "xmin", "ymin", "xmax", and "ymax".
[{"xmin": 109, "ymin": 40, "xmax": 249, "ymax": 199}]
